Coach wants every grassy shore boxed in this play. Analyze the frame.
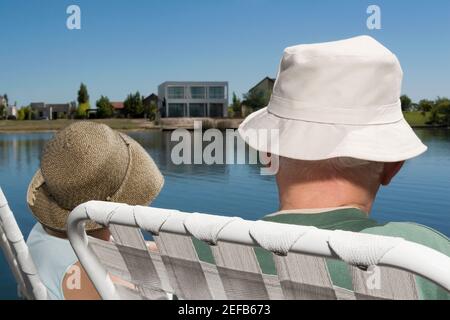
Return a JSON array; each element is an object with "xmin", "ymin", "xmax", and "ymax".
[
  {"xmin": 403, "ymin": 112, "xmax": 432, "ymax": 127},
  {"xmin": 0, "ymin": 113, "xmax": 444, "ymax": 132},
  {"xmin": 0, "ymin": 119, "xmax": 158, "ymax": 132}
]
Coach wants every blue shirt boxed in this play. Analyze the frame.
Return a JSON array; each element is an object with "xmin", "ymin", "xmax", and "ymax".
[{"xmin": 26, "ymin": 223, "xmax": 78, "ymax": 300}]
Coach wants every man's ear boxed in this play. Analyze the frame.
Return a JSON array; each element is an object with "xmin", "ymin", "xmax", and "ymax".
[{"xmin": 381, "ymin": 161, "xmax": 405, "ymax": 186}]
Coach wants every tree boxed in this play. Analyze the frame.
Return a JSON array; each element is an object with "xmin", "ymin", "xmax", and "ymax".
[
  {"xmin": 96, "ymin": 95, "xmax": 114, "ymax": 118},
  {"xmin": 435, "ymin": 97, "xmax": 450, "ymax": 126},
  {"xmin": 0, "ymin": 105, "xmax": 5, "ymax": 120},
  {"xmin": 17, "ymin": 108, "xmax": 25, "ymax": 120},
  {"xmin": 0, "ymin": 95, "xmax": 5, "ymax": 119},
  {"xmin": 26, "ymin": 106, "xmax": 34, "ymax": 120},
  {"xmin": 76, "ymin": 103, "xmax": 90, "ymax": 119},
  {"xmin": 243, "ymin": 89, "xmax": 270, "ymax": 111},
  {"xmin": 400, "ymin": 95, "xmax": 412, "ymax": 111},
  {"xmin": 229, "ymin": 92, "xmax": 242, "ymax": 118},
  {"xmin": 144, "ymin": 101, "xmax": 158, "ymax": 121},
  {"xmin": 428, "ymin": 108, "xmax": 440, "ymax": 125},
  {"xmin": 418, "ymin": 99, "xmax": 434, "ymax": 113},
  {"xmin": 77, "ymin": 83, "xmax": 89, "ymax": 105},
  {"xmin": 3, "ymin": 94, "xmax": 8, "ymax": 106},
  {"xmin": 17, "ymin": 106, "xmax": 34, "ymax": 120},
  {"xmin": 124, "ymin": 91, "xmax": 144, "ymax": 118}
]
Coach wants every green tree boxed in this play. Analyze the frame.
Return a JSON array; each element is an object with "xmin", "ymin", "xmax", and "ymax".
[
  {"xmin": 77, "ymin": 83, "xmax": 89, "ymax": 105},
  {"xmin": 243, "ymin": 89, "xmax": 270, "ymax": 111},
  {"xmin": 124, "ymin": 91, "xmax": 144, "ymax": 118},
  {"xmin": 428, "ymin": 108, "xmax": 440, "ymax": 125},
  {"xmin": 144, "ymin": 101, "xmax": 158, "ymax": 121},
  {"xmin": 229, "ymin": 92, "xmax": 242, "ymax": 118},
  {"xmin": 96, "ymin": 95, "xmax": 114, "ymax": 118},
  {"xmin": 26, "ymin": 106, "xmax": 34, "ymax": 120},
  {"xmin": 418, "ymin": 99, "xmax": 434, "ymax": 113},
  {"xmin": 435, "ymin": 97, "xmax": 450, "ymax": 126},
  {"xmin": 400, "ymin": 95, "xmax": 412, "ymax": 112},
  {"xmin": 17, "ymin": 106, "xmax": 34, "ymax": 120},
  {"xmin": 17, "ymin": 108, "xmax": 25, "ymax": 120},
  {"xmin": 3, "ymin": 94, "xmax": 8, "ymax": 106},
  {"xmin": 76, "ymin": 102, "xmax": 90, "ymax": 119},
  {"xmin": 0, "ymin": 96, "xmax": 5, "ymax": 119}
]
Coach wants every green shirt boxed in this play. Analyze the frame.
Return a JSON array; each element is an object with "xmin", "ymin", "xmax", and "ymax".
[{"xmin": 193, "ymin": 208, "xmax": 450, "ymax": 300}]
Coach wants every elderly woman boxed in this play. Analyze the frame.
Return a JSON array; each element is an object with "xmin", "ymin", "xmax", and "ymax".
[{"xmin": 26, "ymin": 122, "xmax": 163, "ymax": 299}]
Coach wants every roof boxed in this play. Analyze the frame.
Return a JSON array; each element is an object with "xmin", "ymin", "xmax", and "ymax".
[
  {"xmin": 158, "ymin": 81, "xmax": 228, "ymax": 88},
  {"xmin": 143, "ymin": 94, "xmax": 158, "ymax": 102},
  {"xmin": 248, "ymin": 76, "xmax": 275, "ymax": 93},
  {"xmin": 46, "ymin": 103, "xmax": 72, "ymax": 112},
  {"xmin": 111, "ymin": 102, "xmax": 124, "ymax": 110},
  {"xmin": 30, "ymin": 102, "xmax": 46, "ymax": 109}
]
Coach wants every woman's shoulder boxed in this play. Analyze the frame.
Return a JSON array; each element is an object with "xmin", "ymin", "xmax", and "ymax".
[{"xmin": 26, "ymin": 223, "xmax": 78, "ymax": 300}]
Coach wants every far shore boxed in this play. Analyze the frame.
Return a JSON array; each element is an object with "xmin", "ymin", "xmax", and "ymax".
[
  {"xmin": 0, "ymin": 119, "xmax": 160, "ymax": 133},
  {"xmin": 0, "ymin": 118, "xmax": 245, "ymax": 133},
  {"xmin": 0, "ymin": 114, "xmax": 447, "ymax": 133}
]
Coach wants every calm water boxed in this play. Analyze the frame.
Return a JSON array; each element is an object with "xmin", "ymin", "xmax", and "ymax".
[{"xmin": 0, "ymin": 129, "xmax": 449, "ymax": 299}]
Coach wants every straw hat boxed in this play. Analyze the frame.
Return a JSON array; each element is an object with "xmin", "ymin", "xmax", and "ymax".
[
  {"xmin": 27, "ymin": 121, "xmax": 164, "ymax": 231},
  {"xmin": 238, "ymin": 35, "xmax": 427, "ymax": 162}
]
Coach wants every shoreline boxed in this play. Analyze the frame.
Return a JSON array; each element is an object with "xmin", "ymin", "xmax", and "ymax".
[
  {"xmin": 0, "ymin": 119, "xmax": 447, "ymax": 133},
  {"xmin": 0, "ymin": 118, "xmax": 245, "ymax": 133},
  {"xmin": 0, "ymin": 127, "xmax": 162, "ymax": 134},
  {"xmin": 0, "ymin": 119, "xmax": 160, "ymax": 133}
]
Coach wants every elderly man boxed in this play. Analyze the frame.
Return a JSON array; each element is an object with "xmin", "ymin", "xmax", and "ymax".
[{"xmin": 236, "ymin": 36, "xmax": 449, "ymax": 299}]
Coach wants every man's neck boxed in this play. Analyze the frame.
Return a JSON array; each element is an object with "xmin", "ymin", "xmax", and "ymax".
[
  {"xmin": 276, "ymin": 205, "xmax": 366, "ymax": 215},
  {"xmin": 277, "ymin": 179, "xmax": 377, "ymax": 215}
]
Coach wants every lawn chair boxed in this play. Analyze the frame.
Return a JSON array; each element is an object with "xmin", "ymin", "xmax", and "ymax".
[
  {"xmin": 0, "ymin": 188, "xmax": 48, "ymax": 300},
  {"xmin": 67, "ymin": 200, "xmax": 450, "ymax": 300}
]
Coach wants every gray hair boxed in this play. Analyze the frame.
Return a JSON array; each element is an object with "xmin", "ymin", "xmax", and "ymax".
[{"xmin": 279, "ymin": 157, "xmax": 384, "ymax": 181}]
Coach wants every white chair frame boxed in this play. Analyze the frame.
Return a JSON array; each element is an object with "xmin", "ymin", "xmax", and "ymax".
[{"xmin": 67, "ymin": 201, "xmax": 450, "ymax": 300}]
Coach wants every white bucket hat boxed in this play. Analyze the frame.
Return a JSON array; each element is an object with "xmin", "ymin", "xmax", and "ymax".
[{"xmin": 238, "ymin": 35, "xmax": 427, "ymax": 162}]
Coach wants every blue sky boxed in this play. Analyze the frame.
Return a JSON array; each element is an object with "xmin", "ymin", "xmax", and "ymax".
[{"xmin": 0, "ymin": 0, "xmax": 449, "ymax": 107}]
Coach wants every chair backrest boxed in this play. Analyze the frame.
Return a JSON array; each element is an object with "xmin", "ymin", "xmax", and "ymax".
[
  {"xmin": 0, "ymin": 188, "xmax": 48, "ymax": 300},
  {"xmin": 67, "ymin": 201, "xmax": 450, "ymax": 300}
]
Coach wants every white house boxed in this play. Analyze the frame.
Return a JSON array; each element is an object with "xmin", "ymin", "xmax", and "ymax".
[
  {"xmin": 7, "ymin": 105, "xmax": 18, "ymax": 118},
  {"xmin": 158, "ymin": 81, "xmax": 229, "ymax": 118}
]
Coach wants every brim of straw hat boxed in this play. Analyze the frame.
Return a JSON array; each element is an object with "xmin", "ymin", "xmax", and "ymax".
[
  {"xmin": 238, "ymin": 107, "xmax": 428, "ymax": 162},
  {"xmin": 27, "ymin": 133, "xmax": 164, "ymax": 232}
]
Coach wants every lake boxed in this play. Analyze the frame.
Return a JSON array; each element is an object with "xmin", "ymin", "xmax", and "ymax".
[{"xmin": 0, "ymin": 128, "xmax": 449, "ymax": 299}]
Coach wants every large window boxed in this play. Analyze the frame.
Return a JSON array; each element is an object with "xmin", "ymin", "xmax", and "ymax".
[
  {"xmin": 168, "ymin": 103, "xmax": 185, "ymax": 117},
  {"xmin": 209, "ymin": 103, "xmax": 224, "ymax": 117},
  {"xmin": 209, "ymin": 86, "xmax": 225, "ymax": 99},
  {"xmin": 190, "ymin": 87, "xmax": 206, "ymax": 99},
  {"xmin": 189, "ymin": 103, "xmax": 206, "ymax": 117},
  {"xmin": 168, "ymin": 87, "xmax": 185, "ymax": 99}
]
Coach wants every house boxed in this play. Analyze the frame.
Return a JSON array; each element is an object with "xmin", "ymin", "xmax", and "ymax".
[
  {"xmin": 6, "ymin": 105, "xmax": 18, "ymax": 119},
  {"xmin": 248, "ymin": 76, "xmax": 275, "ymax": 97},
  {"xmin": 111, "ymin": 102, "xmax": 125, "ymax": 117},
  {"xmin": 31, "ymin": 102, "xmax": 76, "ymax": 120},
  {"xmin": 242, "ymin": 77, "xmax": 276, "ymax": 116},
  {"xmin": 157, "ymin": 81, "xmax": 229, "ymax": 118},
  {"xmin": 143, "ymin": 93, "xmax": 158, "ymax": 108}
]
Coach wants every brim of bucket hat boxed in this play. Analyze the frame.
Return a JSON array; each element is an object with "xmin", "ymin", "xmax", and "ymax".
[
  {"xmin": 238, "ymin": 107, "xmax": 427, "ymax": 162},
  {"xmin": 27, "ymin": 133, "xmax": 164, "ymax": 232}
]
